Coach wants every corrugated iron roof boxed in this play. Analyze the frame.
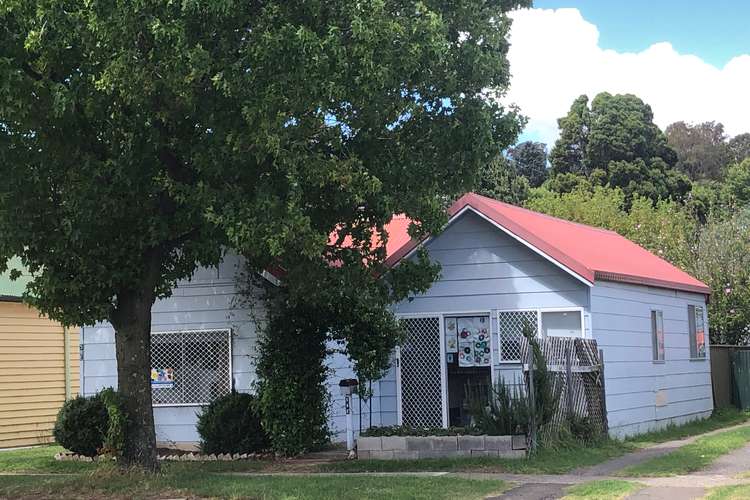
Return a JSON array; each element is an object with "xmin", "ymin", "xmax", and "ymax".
[{"xmin": 386, "ymin": 192, "xmax": 711, "ymax": 295}]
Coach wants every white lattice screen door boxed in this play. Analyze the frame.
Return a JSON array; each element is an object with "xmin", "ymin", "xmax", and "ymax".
[{"xmin": 396, "ymin": 316, "xmax": 446, "ymax": 428}]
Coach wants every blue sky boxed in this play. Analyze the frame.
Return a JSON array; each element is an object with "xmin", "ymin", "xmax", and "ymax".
[
  {"xmin": 508, "ymin": 2, "xmax": 750, "ymax": 145},
  {"xmin": 534, "ymin": 0, "xmax": 750, "ymax": 68}
]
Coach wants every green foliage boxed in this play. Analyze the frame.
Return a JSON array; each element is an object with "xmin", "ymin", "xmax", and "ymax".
[
  {"xmin": 524, "ymin": 324, "xmax": 560, "ymax": 430},
  {"xmin": 467, "ymin": 379, "xmax": 530, "ymax": 436},
  {"xmin": 666, "ymin": 121, "xmax": 732, "ymax": 180},
  {"xmin": 509, "ymin": 141, "xmax": 549, "ymax": 187},
  {"xmin": 723, "ymin": 158, "xmax": 750, "ymax": 208},
  {"xmin": 565, "ymin": 414, "xmax": 600, "ymax": 444},
  {"xmin": 255, "ymin": 294, "xmax": 331, "ymax": 455},
  {"xmin": 196, "ymin": 391, "xmax": 269, "ymax": 455},
  {"xmin": 548, "ymin": 93, "xmax": 689, "ymax": 204},
  {"xmin": 691, "ymin": 209, "xmax": 750, "ymax": 345},
  {"xmin": 729, "ymin": 133, "xmax": 750, "ymax": 164},
  {"xmin": 99, "ymin": 388, "xmax": 126, "ymax": 457},
  {"xmin": 475, "ymin": 155, "xmax": 531, "ymax": 205},
  {"xmin": 53, "ymin": 394, "xmax": 109, "ymax": 457}
]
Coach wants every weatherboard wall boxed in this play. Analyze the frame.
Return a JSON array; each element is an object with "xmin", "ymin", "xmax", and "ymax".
[
  {"xmin": 79, "ymin": 254, "xmax": 382, "ymax": 446},
  {"xmin": 590, "ymin": 280, "xmax": 713, "ymax": 437}
]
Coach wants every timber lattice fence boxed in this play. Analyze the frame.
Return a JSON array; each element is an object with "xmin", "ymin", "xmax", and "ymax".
[{"xmin": 520, "ymin": 336, "xmax": 608, "ymax": 444}]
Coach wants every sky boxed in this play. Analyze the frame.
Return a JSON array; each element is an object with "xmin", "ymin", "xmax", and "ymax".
[{"xmin": 506, "ymin": 1, "xmax": 750, "ymax": 145}]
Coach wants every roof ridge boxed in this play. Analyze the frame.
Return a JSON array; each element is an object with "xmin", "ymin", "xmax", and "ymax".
[{"xmin": 467, "ymin": 192, "xmax": 620, "ymax": 236}]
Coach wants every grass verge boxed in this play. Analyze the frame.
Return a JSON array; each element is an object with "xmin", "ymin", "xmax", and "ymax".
[
  {"xmin": 620, "ymin": 425, "xmax": 750, "ymax": 477},
  {"xmin": 704, "ymin": 485, "xmax": 750, "ymax": 500},
  {"xmin": 625, "ymin": 408, "xmax": 750, "ymax": 448},
  {"xmin": 0, "ymin": 468, "xmax": 506, "ymax": 500},
  {"xmin": 563, "ymin": 480, "xmax": 644, "ymax": 500}
]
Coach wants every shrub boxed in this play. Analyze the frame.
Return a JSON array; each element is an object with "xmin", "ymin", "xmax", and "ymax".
[
  {"xmin": 197, "ymin": 391, "xmax": 269, "ymax": 455},
  {"xmin": 53, "ymin": 394, "xmax": 109, "ymax": 456},
  {"xmin": 99, "ymin": 388, "xmax": 126, "ymax": 456},
  {"xmin": 467, "ymin": 378, "xmax": 530, "ymax": 436}
]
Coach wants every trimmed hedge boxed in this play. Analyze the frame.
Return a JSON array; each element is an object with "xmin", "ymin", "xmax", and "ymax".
[
  {"xmin": 197, "ymin": 391, "xmax": 269, "ymax": 455},
  {"xmin": 53, "ymin": 394, "xmax": 109, "ymax": 457}
]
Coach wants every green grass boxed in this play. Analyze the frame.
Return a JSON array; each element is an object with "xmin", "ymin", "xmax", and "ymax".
[
  {"xmin": 620, "ymin": 425, "xmax": 750, "ymax": 477},
  {"xmin": 705, "ymin": 485, "xmax": 750, "ymax": 500},
  {"xmin": 0, "ymin": 445, "xmax": 94, "ymax": 474},
  {"xmin": 625, "ymin": 408, "xmax": 750, "ymax": 448},
  {"xmin": 563, "ymin": 480, "xmax": 644, "ymax": 500},
  {"xmin": 0, "ymin": 469, "xmax": 507, "ymax": 500}
]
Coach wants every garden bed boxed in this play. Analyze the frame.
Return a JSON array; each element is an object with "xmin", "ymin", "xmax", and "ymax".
[{"xmin": 357, "ymin": 434, "xmax": 526, "ymax": 460}]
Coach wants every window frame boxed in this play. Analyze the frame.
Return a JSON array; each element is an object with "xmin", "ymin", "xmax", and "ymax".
[
  {"xmin": 496, "ymin": 307, "xmax": 585, "ymax": 364},
  {"xmin": 688, "ymin": 305, "xmax": 707, "ymax": 360},
  {"xmin": 651, "ymin": 310, "xmax": 665, "ymax": 362},
  {"xmin": 150, "ymin": 328, "xmax": 233, "ymax": 408}
]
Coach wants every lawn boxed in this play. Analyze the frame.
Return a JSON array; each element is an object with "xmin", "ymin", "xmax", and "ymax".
[
  {"xmin": 705, "ymin": 485, "xmax": 750, "ymax": 500},
  {"xmin": 563, "ymin": 480, "xmax": 644, "ymax": 500},
  {"xmin": 0, "ymin": 468, "xmax": 507, "ymax": 500},
  {"xmin": 620, "ymin": 424, "xmax": 750, "ymax": 477}
]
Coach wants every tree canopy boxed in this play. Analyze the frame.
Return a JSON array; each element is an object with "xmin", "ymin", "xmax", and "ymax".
[
  {"xmin": 0, "ymin": 0, "xmax": 527, "ymax": 467},
  {"xmin": 508, "ymin": 140, "xmax": 548, "ymax": 187},
  {"xmin": 666, "ymin": 121, "xmax": 731, "ymax": 180},
  {"xmin": 547, "ymin": 93, "xmax": 689, "ymax": 204}
]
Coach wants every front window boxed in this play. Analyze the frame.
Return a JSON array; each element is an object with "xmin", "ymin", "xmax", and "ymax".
[
  {"xmin": 651, "ymin": 310, "xmax": 665, "ymax": 361},
  {"xmin": 688, "ymin": 305, "xmax": 706, "ymax": 359},
  {"xmin": 541, "ymin": 310, "xmax": 582, "ymax": 338},
  {"xmin": 150, "ymin": 329, "xmax": 232, "ymax": 406}
]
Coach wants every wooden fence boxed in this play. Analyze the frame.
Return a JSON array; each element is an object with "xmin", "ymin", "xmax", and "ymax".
[{"xmin": 520, "ymin": 336, "xmax": 608, "ymax": 448}]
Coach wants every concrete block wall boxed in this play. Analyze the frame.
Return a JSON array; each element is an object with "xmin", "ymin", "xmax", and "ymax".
[{"xmin": 357, "ymin": 435, "xmax": 526, "ymax": 459}]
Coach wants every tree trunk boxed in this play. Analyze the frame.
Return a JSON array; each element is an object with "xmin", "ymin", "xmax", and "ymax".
[{"xmin": 110, "ymin": 255, "xmax": 161, "ymax": 471}]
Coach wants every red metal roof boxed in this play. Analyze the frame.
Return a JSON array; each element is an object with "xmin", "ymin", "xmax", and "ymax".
[{"xmin": 386, "ymin": 192, "xmax": 710, "ymax": 295}]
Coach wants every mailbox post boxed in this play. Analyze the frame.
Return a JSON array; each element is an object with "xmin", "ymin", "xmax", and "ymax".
[{"xmin": 338, "ymin": 378, "xmax": 359, "ymax": 451}]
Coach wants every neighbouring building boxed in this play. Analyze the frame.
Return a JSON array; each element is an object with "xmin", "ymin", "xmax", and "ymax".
[
  {"xmin": 0, "ymin": 257, "xmax": 79, "ymax": 448},
  {"xmin": 80, "ymin": 193, "xmax": 713, "ymax": 447}
]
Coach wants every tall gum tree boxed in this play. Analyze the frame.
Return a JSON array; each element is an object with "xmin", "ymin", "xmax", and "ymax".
[{"xmin": 0, "ymin": 0, "xmax": 527, "ymax": 469}]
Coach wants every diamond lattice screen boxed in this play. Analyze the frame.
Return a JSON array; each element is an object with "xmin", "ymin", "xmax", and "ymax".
[
  {"xmin": 399, "ymin": 317, "xmax": 443, "ymax": 428},
  {"xmin": 498, "ymin": 311, "xmax": 538, "ymax": 362},
  {"xmin": 150, "ymin": 329, "xmax": 231, "ymax": 406}
]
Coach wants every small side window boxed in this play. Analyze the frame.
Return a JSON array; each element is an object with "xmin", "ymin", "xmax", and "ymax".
[
  {"xmin": 651, "ymin": 310, "xmax": 664, "ymax": 361},
  {"xmin": 688, "ymin": 305, "xmax": 706, "ymax": 359}
]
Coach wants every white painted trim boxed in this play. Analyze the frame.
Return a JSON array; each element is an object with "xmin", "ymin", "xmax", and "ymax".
[
  {"xmin": 438, "ymin": 314, "xmax": 448, "ymax": 428},
  {"xmin": 496, "ymin": 307, "xmax": 586, "ymax": 364},
  {"xmin": 490, "ymin": 310, "xmax": 498, "ymax": 387},
  {"xmin": 396, "ymin": 205, "xmax": 594, "ymax": 288},
  {"xmin": 395, "ymin": 346, "xmax": 403, "ymax": 425}
]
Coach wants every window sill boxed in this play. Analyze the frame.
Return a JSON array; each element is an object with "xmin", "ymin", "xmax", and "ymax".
[
  {"xmin": 689, "ymin": 357, "xmax": 707, "ymax": 362},
  {"xmin": 652, "ymin": 360, "xmax": 665, "ymax": 364}
]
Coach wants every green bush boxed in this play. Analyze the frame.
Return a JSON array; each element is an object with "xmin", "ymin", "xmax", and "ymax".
[
  {"xmin": 197, "ymin": 391, "xmax": 269, "ymax": 455},
  {"xmin": 99, "ymin": 388, "xmax": 126, "ymax": 456},
  {"xmin": 53, "ymin": 394, "xmax": 109, "ymax": 456},
  {"xmin": 467, "ymin": 379, "xmax": 530, "ymax": 436}
]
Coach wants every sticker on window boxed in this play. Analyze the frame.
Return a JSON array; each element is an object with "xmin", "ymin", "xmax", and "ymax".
[{"xmin": 151, "ymin": 367, "xmax": 175, "ymax": 388}]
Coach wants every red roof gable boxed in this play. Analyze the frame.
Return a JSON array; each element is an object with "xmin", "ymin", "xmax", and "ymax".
[{"xmin": 385, "ymin": 192, "xmax": 710, "ymax": 295}]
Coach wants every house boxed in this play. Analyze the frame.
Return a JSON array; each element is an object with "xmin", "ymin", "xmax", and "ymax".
[
  {"xmin": 0, "ymin": 257, "xmax": 80, "ymax": 448},
  {"xmin": 79, "ymin": 192, "xmax": 712, "ymax": 447}
]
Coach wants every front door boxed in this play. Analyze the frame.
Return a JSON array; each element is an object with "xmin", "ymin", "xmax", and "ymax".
[{"xmin": 396, "ymin": 316, "xmax": 445, "ymax": 427}]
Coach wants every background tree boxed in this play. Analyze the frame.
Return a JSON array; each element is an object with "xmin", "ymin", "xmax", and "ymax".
[
  {"xmin": 549, "ymin": 95, "xmax": 590, "ymax": 176},
  {"xmin": 0, "ymin": 1, "xmax": 527, "ymax": 467},
  {"xmin": 729, "ymin": 133, "xmax": 750, "ymax": 164},
  {"xmin": 692, "ymin": 209, "xmax": 750, "ymax": 345},
  {"xmin": 723, "ymin": 158, "xmax": 750, "ymax": 208},
  {"xmin": 665, "ymin": 121, "xmax": 731, "ymax": 180},
  {"xmin": 508, "ymin": 141, "xmax": 548, "ymax": 187},
  {"xmin": 475, "ymin": 155, "xmax": 531, "ymax": 205},
  {"xmin": 548, "ymin": 93, "xmax": 688, "ymax": 204}
]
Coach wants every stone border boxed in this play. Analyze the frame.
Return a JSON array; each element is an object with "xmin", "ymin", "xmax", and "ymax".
[
  {"xmin": 357, "ymin": 435, "xmax": 526, "ymax": 459},
  {"xmin": 54, "ymin": 451, "xmax": 269, "ymax": 462}
]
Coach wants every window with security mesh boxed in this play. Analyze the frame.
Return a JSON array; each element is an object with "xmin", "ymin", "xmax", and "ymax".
[
  {"xmin": 498, "ymin": 310, "xmax": 538, "ymax": 362},
  {"xmin": 150, "ymin": 329, "xmax": 232, "ymax": 406}
]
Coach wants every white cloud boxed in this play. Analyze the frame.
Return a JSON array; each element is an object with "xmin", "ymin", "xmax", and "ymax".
[{"xmin": 504, "ymin": 8, "xmax": 750, "ymax": 146}]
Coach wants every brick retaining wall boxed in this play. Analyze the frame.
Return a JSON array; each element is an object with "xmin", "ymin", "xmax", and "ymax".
[{"xmin": 356, "ymin": 435, "xmax": 526, "ymax": 459}]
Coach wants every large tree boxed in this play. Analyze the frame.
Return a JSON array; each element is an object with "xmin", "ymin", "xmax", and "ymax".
[
  {"xmin": 729, "ymin": 133, "xmax": 750, "ymax": 164},
  {"xmin": 508, "ymin": 140, "xmax": 548, "ymax": 187},
  {"xmin": 665, "ymin": 121, "xmax": 731, "ymax": 180},
  {"xmin": 0, "ymin": 1, "xmax": 526, "ymax": 468},
  {"xmin": 548, "ymin": 92, "xmax": 689, "ymax": 204}
]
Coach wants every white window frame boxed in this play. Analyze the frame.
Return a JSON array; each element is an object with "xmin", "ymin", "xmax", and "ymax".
[
  {"xmin": 150, "ymin": 328, "xmax": 233, "ymax": 408},
  {"xmin": 688, "ymin": 305, "xmax": 707, "ymax": 360},
  {"xmin": 496, "ymin": 307, "xmax": 586, "ymax": 364},
  {"xmin": 651, "ymin": 310, "xmax": 665, "ymax": 363}
]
